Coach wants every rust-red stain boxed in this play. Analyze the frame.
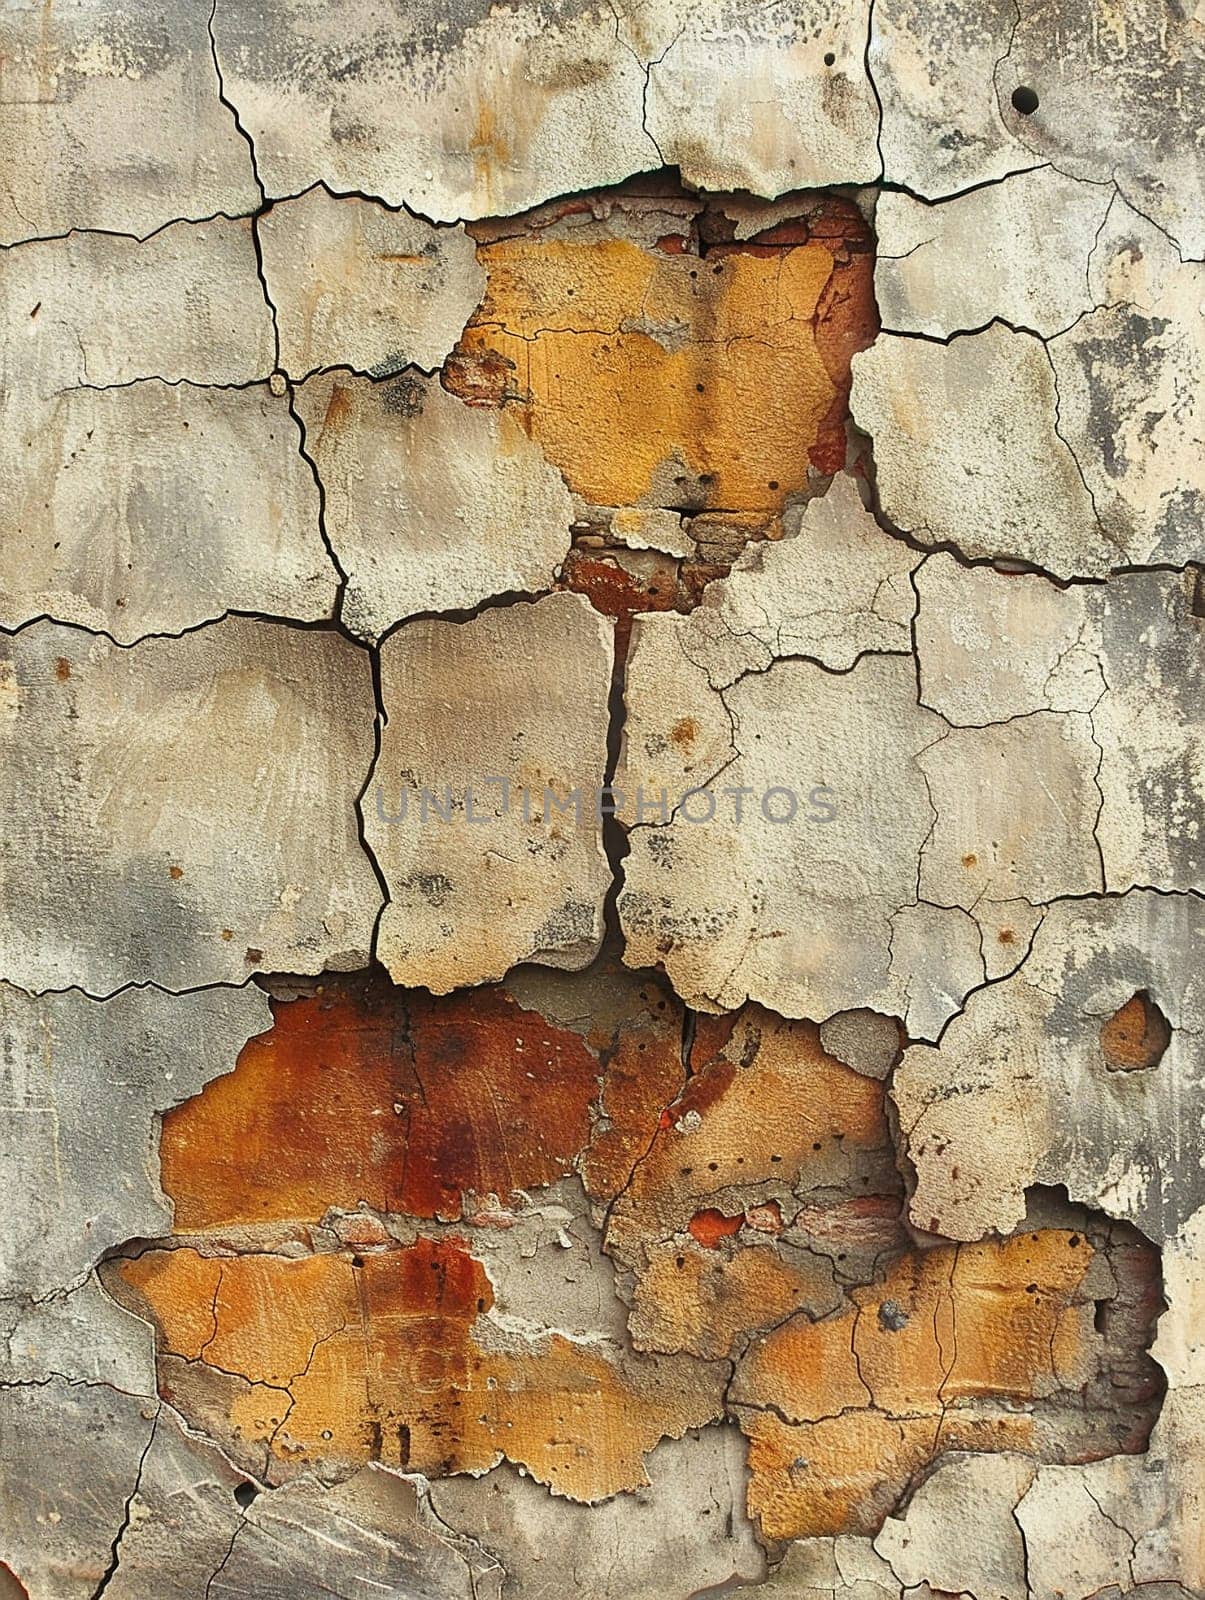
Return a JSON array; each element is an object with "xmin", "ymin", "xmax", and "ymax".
[
  {"xmin": 159, "ymin": 975, "xmax": 601, "ymax": 1228},
  {"xmin": 688, "ymin": 1208, "xmax": 744, "ymax": 1248}
]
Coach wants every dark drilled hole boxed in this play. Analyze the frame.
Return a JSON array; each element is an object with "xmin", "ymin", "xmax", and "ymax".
[{"xmin": 1012, "ymin": 85, "xmax": 1040, "ymax": 115}]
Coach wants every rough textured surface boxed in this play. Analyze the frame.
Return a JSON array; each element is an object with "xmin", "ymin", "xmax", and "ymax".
[
  {"xmin": 861, "ymin": 187, "xmax": 1204, "ymax": 579},
  {"xmin": 1, "ymin": 383, "xmax": 335, "ymax": 641},
  {"xmin": 0, "ymin": 0, "xmax": 260, "ymax": 245},
  {"xmin": 0, "ymin": 618, "xmax": 380, "ymax": 993},
  {"xmin": 4, "ymin": 6, "xmax": 1202, "ymax": 1597},
  {"xmin": 368, "ymin": 593, "xmax": 613, "ymax": 990},
  {"xmin": 872, "ymin": 0, "xmax": 1204, "ymax": 256},
  {"xmin": 0, "ymin": 983, "xmax": 268, "ymax": 1300},
  {"xmin": 259, "ymin": 188, "xmax": 485, "ymax": 379},
  {"xmin": 295, "ymin": 370, "xmax": 572, "ymax": 637},
  {"xmin": 894, "ymin": 891, "xmax": 1205, "ymax": 1246},
  {"xmin": 3, "ymin": 217, "xmax": 274, "ymax": 395}
]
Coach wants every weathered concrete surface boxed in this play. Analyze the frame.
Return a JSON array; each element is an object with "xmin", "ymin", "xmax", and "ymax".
[
  {"xmin": 675, "ymin": 474, "xmax": 919, "ymax": 683},
  {"xmin": 0, "ymin": 982, "xmax": 269, "ymax": 1300},
  {"xmin": 0, "ymin": 1275, "xmax": 156, "ymax": 1396},
  {"xmin": 627, "ymin": 0, "xmax": 880, "ymax": 195},
  {"xmin": 863, "ymin": 192, "xmax": 1204, "ymax": 578},
  {"xmin": 1, "ymin": 382, "xmax": 335, "ymax": 642},
  {"xmin": 0, "ymin": 1380, "xmax": 159, "ymax": 1600},
  {"xmin": 895, "ymin": 891, "xmax": 1205, "ymax": 1246},
  {"xmin": 429, "ymin": 1428, "xmax": 766, "ymax": 1599},
  {"xmin": 875, "ymin": 167, "xmax": 1115, "ymax": 339},
  {"xmin": 916, "ymin": 563, "xmax": 1205, "ymax": 895},
  {"xmin": 210, "ymin": 0, "xmax": 656, "ymax": 221},
  {"xmin": 0, "ymin": 619, "xmax": 380, "ymax": 993},
  {"xmin": 209, "ymin": 0, "xmax": 883, "ymax": 222},
  {"xmin": 259, "ymin": 188, "xmax": 485, "ymax": 379},
  {"xmin": 872, "ymin": 0, "xmax": 1204, "ymax": 256},
  {"xmin": 852, "ymin": 326, "xmax": 1113, "ymax": 577},
  {"xmin": 618, "ymin": 640, "xmax": 948, "ymax": 1022},
  {"xmin": 0, "ymin": 0, "xmax": 260, "ymax": 245},
  {"xmin": 367, "ymin": 593, "xmax": 613, "ymax": 991},
  {"xmin": 2, "ymin": 217, "xmax": 274, "ymax": 397},
  {"xmin": 2, "ymin": 0, "xmax": 1201, "ymax": 1589},
  {"xmin": 295, "ymin": 371, "xmax": 572, "ymax": 638}
]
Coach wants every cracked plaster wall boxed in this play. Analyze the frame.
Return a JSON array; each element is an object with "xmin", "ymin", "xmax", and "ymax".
[{"xmin": 1, "ymin": 2, "xmax": 1202, "ymax": 1599}]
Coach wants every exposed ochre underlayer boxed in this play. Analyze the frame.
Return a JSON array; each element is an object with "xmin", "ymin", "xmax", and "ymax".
[{"xmin": 2, "ymin": 1, "xmax": 1203, "ymax": 1597}]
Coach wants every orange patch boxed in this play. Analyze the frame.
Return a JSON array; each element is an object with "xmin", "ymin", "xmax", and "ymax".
[
  {"xmin": 1100, "ymin": 991, "xmax": 1171, "ymax": 1070},
  {"xmin": 117, "ymin": 1237, "xmax": 720, "ymax": 1499},
  {"xmin": 687, "ymin": 1209, "xmax": 744, "ymax": 1249},
  {"xmin": 159, "ymin": 976, "xmax": 601, "ymax": 1229},
  {"xmin": 736, "ymin": 1230, "xmax": 1103, "ymax": 1538},
  {"xmin": 456, "ymin": 199, "xmax": 876, "ymax": 511}
]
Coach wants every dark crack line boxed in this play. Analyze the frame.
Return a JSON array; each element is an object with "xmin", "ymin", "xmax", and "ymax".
[
  {"xmin": 208, "ymin": 0, "xmax": 265, "ymax": 208},
  {"xmin": 90, "ymin": 1406, "xmax": 159, "ymax": 1600}
]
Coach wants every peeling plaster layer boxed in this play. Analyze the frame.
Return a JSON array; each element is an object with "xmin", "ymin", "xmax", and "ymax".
[
  {"xmin": 210, "ymin": 0, "xmax": 656, "ymax": 221},
  {"xmin": 116, "ymin": 1236, "xmax": 727, "ymax": 1500},
  {"xmin": 208, "ymin": 0, "xmax": 882, "ymax": 222},
  {"xmin": 894, "ymin": 890, "xmax": 1205, "ymax": 1246},
  {"xmin": 2, "ymin": 217, "xmax": 275, "ymax": 396},
  {"xmin": 852, "ymin": 326, "xmax": 1111, "ymax": 577},
  {"xmin": 258, "ymin": 188, "xmax": 486, "ymax": 379},
  {"xmin": 674, "ymin": 474, "xmax": 920, "ymax": 684},
  {"xmin": 875, "ymin": 167, "xmax": 1115, "ymax": 340},
  {"xmin": 84, "ymin": 964, "xmax": 1165, "ymax": 1565},
  {"xmin": 624, "ymin": 0, "xmax": 880, "ymax": 195},
  {"xmin": 0, "ymin": 0, "xmax": 260, "ymax": 245},
  {"xmin": 861, "ymin": 194, "xmax": 1204, "ymax": 577},
  {"xmin": 367, "ymin": 592, "xmax": 614, "ymax": 991},
  {"xmin": 0, "ymin": 982, "xmax": 269, "ymax": 1300},
  {"xmin": 1, "ymin": 0, "xmax": 1201, "ymax": 1582},
  {"xmin": 917, "ymin": 563, "xmax": 1205, "ymax": 895},
  {"xmin": 1, "ymin": 382, "xmax": 335, "ymax": 642},
  {"xmin": 0, "ymin": 618, "xmax": 381, "ymax": 993},
  {"xmin": 872, "ymin": 0, "xmax": 1204, "ymax": 256},
  {"xmin": 294, "ymin": 371, "xmax": 572, "ymax": 638},
  {"xmin": 429, "ymin": 1427, "xmax": 766, "ymax": 1599},
  {"xmin": 617, "ymin": 621, "xmax": 964, "ymax": 1027}
]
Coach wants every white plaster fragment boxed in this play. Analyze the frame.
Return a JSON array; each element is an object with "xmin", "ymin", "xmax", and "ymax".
[
  {"xmin": 0, "ymin": 619, "xmax": 381, "ymax": 993},
  {"xmin": 875, "ymin": 168, "xmax": 1113, "ymax": 339},
  {"xmin": 295, "ymin": 371, "xmax": 573, "ymax": 639},
  {"xmin": 916, "ymin": 564, "xmax": 1205, "ymax": 895},
  {"xmin": 894, "ymin": 890, "xmax": 1205, "ymax": 1244},
  {"xmin": 1, "ymin": 218, "xmax": 274, "ymax": 397},
  {"xmin": 0, "ymin": 983, "xmax": 269, "ymax": 1300},
  {"xmin": 874, "ymin": 1452, "xmax": 1035, "ymax": 1600},
  {"xmin": 210, "ymin": 0, "xmax": 656, "ymax": 222},
  {"xmin": 0, "ymin": 0, "xmax": 260, "ymax": 244},
  {"xmin": 259, "ymin": 187, "xmax": 485, "ymax": 379},
  {"xmin": 618, "ymin": 642, "xmax": 948, "ymax": 1021},
  {"xmin": 680, "ymin": 475, "xmax": 919, "ymax": 686},
  {"xmin": 0, "ymin": 382, "xmax": 335, "ymax": 642},
  {"xmin": 367, "ymin": 593, "xmax": 613, "ymax": 992},
  {"xmin": 627, "ymin": 0, "xmax": 880, "ymax": 196},
  {"xmin": 851, "ymin": 326, "xmax": 1112, "ymax": 578},
  {"xmin": 430, "ymin": 1425, "xmax": 765, "ymax": 1600}
]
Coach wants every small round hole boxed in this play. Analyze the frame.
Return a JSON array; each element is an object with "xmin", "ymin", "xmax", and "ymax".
[
  {"xmin": 824, "ymin": 51, "xmax": 835, "ymax": 66},
  {"xmin": 1011, "ymin": 85, "xmax": 1039, "ymax": 115}
]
